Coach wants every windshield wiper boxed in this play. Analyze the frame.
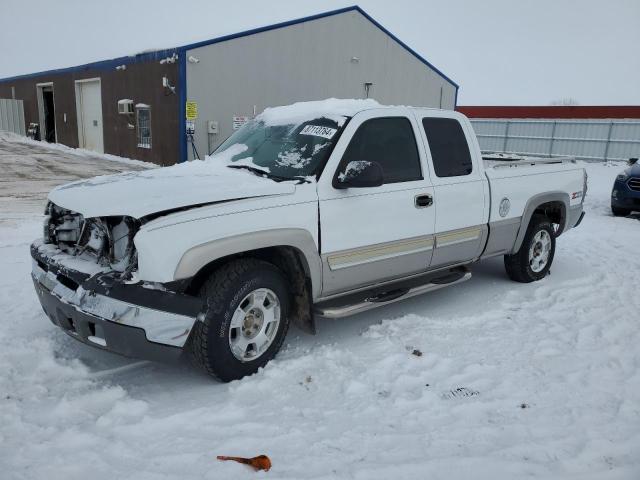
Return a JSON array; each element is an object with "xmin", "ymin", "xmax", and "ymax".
[{"xmin": 227, "ymin": 165, "xmax": 310, "ymax": 184}]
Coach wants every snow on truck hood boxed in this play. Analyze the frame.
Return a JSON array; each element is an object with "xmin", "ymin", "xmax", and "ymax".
[{"xmin": 48, "ymin": 144, "xmax": 297, "ymax": 219}]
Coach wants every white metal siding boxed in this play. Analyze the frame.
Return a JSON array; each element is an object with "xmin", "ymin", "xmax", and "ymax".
[
  {"xmin": 0, "ymin": 98, "xmax": 25, "ymax": 135},
  {"xmin": 471, "ymin": 118, "xmax": 640, "ymax": 161},
  {"xmin": 186, "ymin": 10, "xmax": 456, "ymax": 159}
]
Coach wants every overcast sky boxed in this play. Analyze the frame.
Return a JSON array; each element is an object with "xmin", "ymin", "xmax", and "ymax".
[{"xmin": 1, "ymin": 0, "xmax": 638, "ymax": 105}]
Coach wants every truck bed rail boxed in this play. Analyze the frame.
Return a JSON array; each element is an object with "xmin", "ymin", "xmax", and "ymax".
[{"xmin": 482, "ymin": 152, "xmax": 577, "ymax": 168}]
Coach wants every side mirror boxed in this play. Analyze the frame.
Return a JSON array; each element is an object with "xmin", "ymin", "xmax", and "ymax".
[
  {"xmin": 334, "ymin": 160, "xmax": 384, "ymax": 189},
  {"xmin": 629, "ymin": 158, "xmax": 638, "ymax": 166}
]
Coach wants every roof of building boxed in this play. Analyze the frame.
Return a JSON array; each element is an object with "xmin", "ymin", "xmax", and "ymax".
[
  {"xmin": 457, "ymin": 105, "xmax": 640, "ymax": 119},
  {"xmin": 0, "ymin": 6, "xmax": 458, "ymax": 89}
]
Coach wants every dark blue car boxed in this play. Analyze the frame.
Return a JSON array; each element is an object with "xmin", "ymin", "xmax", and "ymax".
[{"xmin": 611, "ymin": 158, "xmax": 640, "ymax": 216}]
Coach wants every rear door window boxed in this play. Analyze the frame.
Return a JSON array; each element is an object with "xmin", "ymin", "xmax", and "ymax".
[
  {"xmin": 340, "ymin": 117, "xmax": 422, "ymax": 184},
  {"xmin": 421, "ymin": 118, "xmax": 473, "ymax": 177}
]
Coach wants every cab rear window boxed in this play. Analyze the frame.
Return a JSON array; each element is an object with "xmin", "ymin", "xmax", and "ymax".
[{"xmin": 421, "ymin": 118, "xmax": 473, "ymax": 177}]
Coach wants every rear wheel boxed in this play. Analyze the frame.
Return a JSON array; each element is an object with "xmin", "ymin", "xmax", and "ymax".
[
  {"xmin": 504, "ymin": 215, "xmax": 556, "ymax": 283},
  {"xmin": 188, "ymin": 258, "xmax": 290, "ymax": 382},
  {"xmin": 611, "ymin": 206, "xmax": 631, "ymax": 217}
]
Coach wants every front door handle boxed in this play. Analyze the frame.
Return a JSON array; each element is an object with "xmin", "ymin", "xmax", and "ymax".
[{"xmin": 415, "ymin": 194, "xmax": 433, "ymax": 208}]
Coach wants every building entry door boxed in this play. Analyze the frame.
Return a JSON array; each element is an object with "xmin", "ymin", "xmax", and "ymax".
[
  {"xmin": 75, "ymin": 78, "xmax": 104, "ymax": 153},
  {"xmin": 36, "ymin": 83, "xmax": 57, "ymax": 143}
]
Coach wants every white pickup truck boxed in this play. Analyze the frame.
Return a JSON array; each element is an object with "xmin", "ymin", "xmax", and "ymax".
[{"xmin": 31, "ymin": 99, "xmax": 587, "ymax": 381}]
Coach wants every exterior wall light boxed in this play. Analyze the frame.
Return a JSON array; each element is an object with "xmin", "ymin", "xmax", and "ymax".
[{"xmin": 160, "ymin": 53, "xmax": 178, "ymax": 64}]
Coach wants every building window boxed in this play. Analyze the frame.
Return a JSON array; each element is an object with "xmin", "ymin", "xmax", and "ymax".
[{"xmin": 136, "ymin": 105, "xmax": 151, "ymax": 149}]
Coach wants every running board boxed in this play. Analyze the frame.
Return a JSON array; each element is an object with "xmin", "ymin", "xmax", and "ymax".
[{"xmin": 314, "ymin": 270, "xmax": 472, "ymax": 319}]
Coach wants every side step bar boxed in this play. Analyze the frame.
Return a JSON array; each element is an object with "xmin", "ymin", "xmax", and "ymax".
[{"xmin": 315, "ymin": 270, "xmax": 472, "ymax": 319}]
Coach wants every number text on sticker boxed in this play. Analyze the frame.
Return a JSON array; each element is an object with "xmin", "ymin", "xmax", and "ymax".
[{"xmin": 300, "ymin": 125, "xmax": 337, "ymax": 139}]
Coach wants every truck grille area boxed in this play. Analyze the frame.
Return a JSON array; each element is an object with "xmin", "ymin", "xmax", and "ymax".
[
  {"xmin": 43, "ymin": 202, "xmax": 139, "ymax": 275},
  {"xmin": 628, "ymin": 177, "xmax": 640, "ymax": 192}
]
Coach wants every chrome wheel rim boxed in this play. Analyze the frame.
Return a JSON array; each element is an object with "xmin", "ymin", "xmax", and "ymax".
[
  {"xmin": 529, "ymin": 230, "xmax": 552, "ymax": 273},
  {"xmin": 229, "ymin": 288, "xmax": 281, "ymax": 362}
]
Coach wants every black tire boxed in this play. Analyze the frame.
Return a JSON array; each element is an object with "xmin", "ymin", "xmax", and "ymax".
[
  {"xmin": 188, "ymin": 258, "xmax": 290, "ymax": 382},
  {"xmin": 611, "ymin": 206, "xmax": 630, "ymax": 217},
  {"xmin": 504, "ymin": 215, "xmax": 556, "ymax": 283}
]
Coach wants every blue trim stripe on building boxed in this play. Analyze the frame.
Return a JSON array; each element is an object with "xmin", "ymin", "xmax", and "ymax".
[
  {"xmin": 351, "ymin": 7, "xmax": 458, "ymax": 89},
  {"xmin": 178, "ymin": 6, "xmax": 359, "ymax": 53},
  {"xmin": 178, "ymin": 51, "xmax": 187, "ymax": 163},
  {"xmin": 0, "ymin": 5, "xmax": 458, "ymax": 89},
  {"xmin": 0, "ymin": 48, "xmax": 182, "ymax": 84}
]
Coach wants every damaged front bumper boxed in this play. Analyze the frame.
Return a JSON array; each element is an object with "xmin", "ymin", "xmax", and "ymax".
[{"xmin": 31, "ymin": 241, "xmax": 203, "ymax": 362}]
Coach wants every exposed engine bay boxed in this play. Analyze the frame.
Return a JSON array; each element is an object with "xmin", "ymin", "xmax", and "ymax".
[{"xmin": 43, "ymin": 202, "xmax": 139, "ymax": 278}]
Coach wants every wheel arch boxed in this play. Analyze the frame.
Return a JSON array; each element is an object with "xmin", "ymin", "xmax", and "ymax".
[
  {"xmin": 176, "ymin": 229, "xmax": 321, "ymax": 334},
  {"xmin": 513, "ymin": 192, "xmax": 569, "ymax": 253}
]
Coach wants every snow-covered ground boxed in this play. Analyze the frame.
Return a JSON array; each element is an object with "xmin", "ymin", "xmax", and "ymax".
[{"xmin": 1, "ymin": 135, "xmax": 639, "ymax": 480}]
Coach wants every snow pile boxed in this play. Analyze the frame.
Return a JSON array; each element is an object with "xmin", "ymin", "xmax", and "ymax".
[
  {"xmin": 0, "ymin": 133, "xmax": 151, "ymax": 216},
  {"xmin": 0, "ymin": 139, "xmax": 639, "ymax": 479},
  {"xmin": 0, "ymin": 337, "xmax": 149, "ymax": 477},
  {"xmin": 0, "ymin": 130, "xmax": 154, "ymax": 169}
]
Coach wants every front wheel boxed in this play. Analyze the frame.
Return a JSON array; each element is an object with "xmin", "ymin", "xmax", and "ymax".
[
  {"xmin": 504, "ymin": 215, "xmax": 556, "ymax": 283},
  {"xmin": 611, "ymin": 206, "xmax": 631, "ymax": 217},
  {"xmin": 188, "ymin": 258, "xmax": 291, "ymax": 382}
]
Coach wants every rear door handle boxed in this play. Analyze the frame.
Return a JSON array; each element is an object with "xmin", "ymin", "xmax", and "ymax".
[{"xmin": 415, "ymin": 194, "xmax": 433, "ymax": 208}]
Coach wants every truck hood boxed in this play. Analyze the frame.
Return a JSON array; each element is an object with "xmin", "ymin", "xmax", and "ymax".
[{"xmin": 48, "ymin": 158, "xmax": 297, "ymax": 219}]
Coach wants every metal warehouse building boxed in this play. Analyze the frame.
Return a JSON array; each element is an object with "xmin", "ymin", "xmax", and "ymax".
[
  {"xmin": 0, "ymin": 6, "xmax": 458, "ymax": 165},
  {"xmin": 458, "ymin": 106, "xmax": 640, "ymax": 162}
]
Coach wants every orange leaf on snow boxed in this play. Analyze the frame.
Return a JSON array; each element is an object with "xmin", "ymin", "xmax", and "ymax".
[{"xmin": 217, "ymin": 454, "xmax": 272, "ymax": 472}]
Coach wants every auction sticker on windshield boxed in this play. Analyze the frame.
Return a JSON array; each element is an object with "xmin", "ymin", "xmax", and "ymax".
[{"xmin": 300, "ymin": 125, "xmax": 337, "ymax": 139}]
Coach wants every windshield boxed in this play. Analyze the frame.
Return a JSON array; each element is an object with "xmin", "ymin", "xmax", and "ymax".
[{"xmin": 213, "ymin": 116, "xmax": 346, "ymax": 179}]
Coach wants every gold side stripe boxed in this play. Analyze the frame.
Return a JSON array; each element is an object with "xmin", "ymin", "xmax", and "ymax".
[
  {"xmin": 435, "ymin": 227, "xmax": 482, "ymax": 248},
  {"xmin": 326, "ymin": 226, "xmax": 483, "ymax": 271},
  {"xmin": 328, "ymin": 236, "xmax": 434, "ymax": 270}
]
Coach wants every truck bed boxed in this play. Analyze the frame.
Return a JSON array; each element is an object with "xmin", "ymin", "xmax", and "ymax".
[{"xmin": 481, "ymin": 151, "xmax": 585, "ymax": 225}]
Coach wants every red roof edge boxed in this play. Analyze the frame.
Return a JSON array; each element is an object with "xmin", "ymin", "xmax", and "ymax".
[{"xmin": 456, "ymin": 106, "xmax": 640, "ymax": 119}]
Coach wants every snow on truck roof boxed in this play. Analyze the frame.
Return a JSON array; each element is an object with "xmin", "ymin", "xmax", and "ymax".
[
  {"xmin": 258, "ymin": 98, "xmax": 381, "ymax": 126},
  {"xmin": 256, "ymin": 99, "xmax": 455, "ymax": 126}
]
